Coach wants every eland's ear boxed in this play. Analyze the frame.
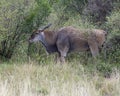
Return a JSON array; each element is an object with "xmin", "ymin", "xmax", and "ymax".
[{"xmin": 32, "ymin": 29, "xmax": 39, "ymax": 33}]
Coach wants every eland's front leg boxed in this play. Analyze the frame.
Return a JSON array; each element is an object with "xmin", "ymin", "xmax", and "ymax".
[{"xmin": 56, "ymin": 35, "xmax": 70, "ymax": 64}]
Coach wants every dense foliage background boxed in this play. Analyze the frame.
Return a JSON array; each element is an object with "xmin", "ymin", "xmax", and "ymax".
[{"xmin": 0, "ymin": 0, "xmax": 120, "ymax": 65}]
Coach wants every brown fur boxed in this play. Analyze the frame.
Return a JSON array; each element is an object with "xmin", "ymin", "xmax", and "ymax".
[
  {"xmin": 56, "ymin": 26, "xmax": 107, "ymax": 61},
  {"xmin": 44, "ymin": 30, "xmax": 57, "ymax": 45}
]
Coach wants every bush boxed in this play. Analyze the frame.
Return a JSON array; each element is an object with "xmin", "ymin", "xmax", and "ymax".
[
  {"xmin": 106, "ymin": 10, "xmax": 120, "ymax": 36},
  {"xmin": 83, "ymin": 0, "xmax": 113, "ymax": 25},
  {"xmin": 0, "ymin": 0, "xmax": 51, "ymax": 60},
  {"xmin": 105, "ymin": 10, "xmax": 120, "ymax": 63}
]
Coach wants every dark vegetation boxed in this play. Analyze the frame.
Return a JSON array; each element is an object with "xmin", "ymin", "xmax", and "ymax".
[{"xmin": 0, "ymin": 0, "xmax": 120, "ymax": 75}]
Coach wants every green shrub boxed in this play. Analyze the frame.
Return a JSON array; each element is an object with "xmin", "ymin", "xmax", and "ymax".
[
  {"xmin": 0, "ymin": 0, "xmax": 51, "ymax": 60},
  {"xmin": 104, "ymin": 10, "xmax": 120, "ymax": 63},
  {"xmin": 106, "ymin": 10, "xmax": 120, "ymax": 37}
]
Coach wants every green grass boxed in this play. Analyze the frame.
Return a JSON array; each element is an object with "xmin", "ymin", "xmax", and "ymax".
[{"xmin": 0, "ymin": 61, "xmax": 120, "ymax": 96}]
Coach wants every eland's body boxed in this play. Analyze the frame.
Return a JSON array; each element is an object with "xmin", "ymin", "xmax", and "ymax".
[{"xmin": 29, "ymin": 25, "xmax": 107, "ymax": 63}]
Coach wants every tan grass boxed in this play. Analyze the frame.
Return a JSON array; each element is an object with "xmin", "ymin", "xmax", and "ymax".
[{"xmin": 0, "ymin": 62, "xmax": 119, "ymax": 96}]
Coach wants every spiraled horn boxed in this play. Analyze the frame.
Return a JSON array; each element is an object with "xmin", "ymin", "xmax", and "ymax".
[{"xmin": 42, "ymin": 23, "xmax": 52, "ymax": 31}]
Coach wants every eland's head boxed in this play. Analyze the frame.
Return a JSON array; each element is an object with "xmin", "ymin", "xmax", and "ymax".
[{"xmin": 29, "ymin": 24, "xmax": 52, "ymax": 43}]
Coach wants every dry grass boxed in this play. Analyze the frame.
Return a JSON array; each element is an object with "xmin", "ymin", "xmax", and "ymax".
[{"xmin": 0, "ymin": 61, "xmax": 120, "ymax": 96}]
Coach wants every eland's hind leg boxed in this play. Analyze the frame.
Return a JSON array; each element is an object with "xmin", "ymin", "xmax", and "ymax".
[{"xmin": 88, "ymin": 39, "xmax": 99, "ymax": 58}]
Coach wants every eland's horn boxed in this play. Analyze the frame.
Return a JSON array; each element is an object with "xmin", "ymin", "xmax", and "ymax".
[{"xmin": 42, "ymin": 23, "xmax": 52, "ymax": 31}]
